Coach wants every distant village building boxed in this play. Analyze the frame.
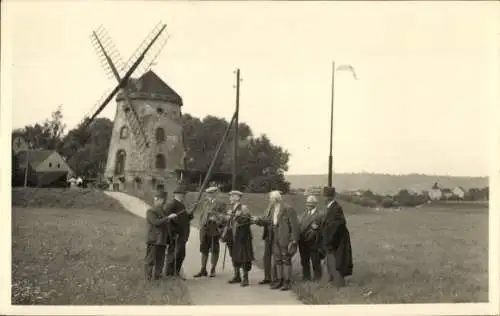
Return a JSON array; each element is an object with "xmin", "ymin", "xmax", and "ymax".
[
  {"xmin": 428, "ymin": 182, "xmax": 443, "ymax": 200},
  {"xmin": 441, "ymin": 188, "xmax": 453, "ymax": 199},
  {"xmin": 452, "ymin": 186, "xmax": 466, "ymax": 199},
  {"xmin": 16, "ymin": 149, "xmax": 74, "ymax": 187}
]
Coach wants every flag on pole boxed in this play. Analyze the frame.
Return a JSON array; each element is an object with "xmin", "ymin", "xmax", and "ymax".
[{"xmin": 336, "ymin": 64, "xmax": 358, "ymax": 80}]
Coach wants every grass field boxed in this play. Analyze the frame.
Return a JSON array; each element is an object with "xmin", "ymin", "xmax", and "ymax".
[
  {"xmin": 11, "ymin": 188, "xmax": 191, "ymax": 305},
  {"xmin": 186, "ymin": 192, "xmax": 489, "ymax": 304}
]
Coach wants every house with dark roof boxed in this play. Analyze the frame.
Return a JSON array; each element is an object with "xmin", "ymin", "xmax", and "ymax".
[{"xmin": 15, "ymin": 149, "xmax": 74, "ymax": 187}]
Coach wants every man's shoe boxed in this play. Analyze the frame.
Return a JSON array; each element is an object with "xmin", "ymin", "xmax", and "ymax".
[
  {"xmin": 228, "ymin": 276, "xmax": 241, "ymax": 284},
  {"xmin": 258, "ymin": 279, "xmax": 271, "ymax": 285},
  {"xmin": 209, "ymin": 267, "xmax": 216, "ymax": 278},
  {"xmin": 193, "ymin": 270, "xmax": 208, "ymax": 278},
  {"xmin": 270, "ymin": 279, "xmax": 283, "ymax": 289},
  {"xmin": 280, "ymin": 280, "xmax": 291, "ymax": 291}
]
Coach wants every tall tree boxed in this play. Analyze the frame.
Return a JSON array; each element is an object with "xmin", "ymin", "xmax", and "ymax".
[
  {"xmin": 13, "ymin": 106, "xmax": 66, "ymax": 150},
  {"xmin": 61, "ymin": 117, "xmax": 113, "ymax": 178}
]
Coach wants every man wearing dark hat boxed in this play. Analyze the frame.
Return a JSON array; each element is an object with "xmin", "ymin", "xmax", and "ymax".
[
  {"xmin": 220, "ymin": 190, "xmax": 255, "ymax": 287},
  {"xmin": 320, "ymin": 186, "xmax": 353, "ymax": 287},
  {"xmin": 144, "ymin": 191, "xmax": 173, "ymax": 281},
  {"xmin": 164, "ymin": 184, "xmax": 194, "ymax": 277},
  {"xmin": 193, "ymin": 186, "xmax": 226, "ymax": 278},
  {"xmin": 299, "ymin": 195, "xmax": 324, "ymax": 281}
]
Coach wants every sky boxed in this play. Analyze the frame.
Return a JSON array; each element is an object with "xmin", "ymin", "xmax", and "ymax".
[{"xmin": 5, "ymin": 1, "xmax": 499, "ymax": 177}]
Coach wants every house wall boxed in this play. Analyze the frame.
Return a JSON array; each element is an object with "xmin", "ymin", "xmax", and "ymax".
[
  {"xmin": 36, "ymin": 152, "xmax": 72, "ymax": 173},
  {"xmin": 452, "ymin": 187, "xmax": 465, "ymax": 199},
  {"xmin": 428, "ymin": 188, "xmax": 442, "ymax": 200},
  {"xmin": 104, "ymin": 97, "xmax": 185, "ymax": 197}
]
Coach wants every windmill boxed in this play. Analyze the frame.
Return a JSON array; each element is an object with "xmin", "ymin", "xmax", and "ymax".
[{"xmin": 83, "ymin": 22, "xmax": 186, "ymax": 195}]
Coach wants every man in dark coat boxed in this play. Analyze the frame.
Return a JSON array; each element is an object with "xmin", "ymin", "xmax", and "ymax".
[
  {"xmin": 254, "ymin": 190, "xmax": 299, "ymax": 291},
  {"xmin": 298, "ymin": 195, "xmax": 324, "ymax": 281},
  {"xmin": 164, "ymin": 185, "xmax": 194, "ymax": 277},
  {"xmin": 144, "ymin": 191, "xmax": 173, "ymax": 281},
  {"xmin": 220, "ymin": 190, "xmax": 255, "ymax": 287},
  {"xmin": 320, "ymin": 186, "xmax": 353, "ymax": 287},
  {"xmin": 193, "ymin": 186, "xmax": 226, "ymax": 278}
]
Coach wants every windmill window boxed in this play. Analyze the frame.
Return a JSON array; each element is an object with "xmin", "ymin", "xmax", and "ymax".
[
  {"xmin": 115, "ymin": 150, "xmax": 126, "ymax": 175},
  {"xmin": 124, "ymin": 107, "xmax": 131, "ymax": 113},
  {"xmin": 155, "ymin": 128, "xmax": 166, "ymax": 143},
  {"xmin": 57, "ymin": 163, "xmax": 60, "ymax": 168},
  {"xmin": 157, "ymin": 107, "xmax": 164, "ymax": 114},
  {"xmin": 49, "ymin": 163, "xmax": 52, "ymax": 168},
  {"xmin": 155, "ymin": 154, "xmax": 166, "ymax": 169},
  {"xmin": 120, "ymin": 126, "xmax": 129, "ymax": 139}
]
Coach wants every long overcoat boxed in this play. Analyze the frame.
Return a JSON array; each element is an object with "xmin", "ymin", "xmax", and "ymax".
[
  {"xmin": 321, "ymin": 200, "xmax": 353, "ymax": 277},
  {"xmin": 222, "ymin": 203, "xmax": 255, "ymax": 264}
]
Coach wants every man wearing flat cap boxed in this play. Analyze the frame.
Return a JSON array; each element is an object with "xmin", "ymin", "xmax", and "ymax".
[
  {"xmin": 193, "ymin": 186, "xmax": 226, "ymax": 278},
  {"xmin": 220, "ymin": 190, "xmax": 255, "ymax": 287},
  {"xmin": 145, "ymin": 191, "xmax": 174, "ymax": 281},
  {"xmin": 164, "ymin": 184, "xmax": 193, "ymax": 277},
  {"xmin": 320, "ymin": 186, "xmax": 353, "ymax": 287},
  {"xmin": 299, "ymin": 195, "xmax": 324, "ymax": 281}
]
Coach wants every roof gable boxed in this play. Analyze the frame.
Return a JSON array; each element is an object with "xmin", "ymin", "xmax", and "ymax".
[
  {"xmin": 16, "ymin": 150, "xmax": 54, "ymax": 169},
  {"xmin": 129, "ymin": 70, "xmax": 183, "ymax": 105}
]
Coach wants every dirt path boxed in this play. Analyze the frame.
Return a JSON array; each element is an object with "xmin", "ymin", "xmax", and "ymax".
[{"xmin": 105, "ymin": 191, "xmax": 302, "ymax": 305}]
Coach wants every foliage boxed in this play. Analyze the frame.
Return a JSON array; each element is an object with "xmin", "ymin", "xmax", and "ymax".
[
  {"xmin": 182, "ymin": 113, "xmax": 290, "ymax": 191},
  {"xmin": 13, "ymin": 106, "xmax": 66, "ymax": 151},
  {"xmin": 60, "ymin": 117, "xmax": 113, "ymax": 179},
  {"xmin": 12, "ymin": 150, "xmax": 24, "ymax": 186}
]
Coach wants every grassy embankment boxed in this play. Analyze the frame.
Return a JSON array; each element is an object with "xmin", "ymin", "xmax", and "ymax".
[
  {"xmin": 11, "ymin": 188, "xmax": 191, "ymax": 305},
  {"xmin": 186, "ymin": 192, "xmax": 488, "ymax": 304}
]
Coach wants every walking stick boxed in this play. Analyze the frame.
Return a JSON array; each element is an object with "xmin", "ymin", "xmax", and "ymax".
[
  {"xmin": 222, "ymin": 244, "xmax": 228, "ymax": 271},
  {"xmin": 174, "ymin": 235, "xmax": 178, "ymax": 277}
]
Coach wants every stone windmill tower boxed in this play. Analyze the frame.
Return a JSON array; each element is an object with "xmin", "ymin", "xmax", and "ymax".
[
  {"xmin": 105, "ymin": 70, "xmax": 185, "ymax": 194},
  {"xmin": 82, "ymin": 23, "xmax": 185, "ymax": 197}
]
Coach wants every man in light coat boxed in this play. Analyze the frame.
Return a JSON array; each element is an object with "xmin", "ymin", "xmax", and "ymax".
[{"xmin": 253, "ymin": 190, "xmax": 299, "ymax": 291}]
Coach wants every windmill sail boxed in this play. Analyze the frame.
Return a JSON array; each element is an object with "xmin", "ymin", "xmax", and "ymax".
[
  {"xmin": 120, "ymin": 22, "xmax": 170, "ymax": 79},
  {"xmin": 90, "ymin": 26, "xmax": 126, "ymax": 81}
]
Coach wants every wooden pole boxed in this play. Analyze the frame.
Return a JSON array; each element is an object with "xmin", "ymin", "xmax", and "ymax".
[
  {"xmin": 191, "ymin": 111, "xmax": 238, "ymax": 214},
  {"xmin": 232, "ymin": 69, "xmax": 241, "ymax": 190},
  {"xmin": 23, "ymin": 150, "xmax": 30, "ymax": 188},
  {"xmin": 328, "ymin": 61, "xmax": 335, "ymax": 188}
]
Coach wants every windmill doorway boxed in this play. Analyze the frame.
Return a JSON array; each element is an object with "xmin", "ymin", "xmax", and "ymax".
[{"xmin": 113, "ymin": 183, "xmax": 120, "ymax": 191}]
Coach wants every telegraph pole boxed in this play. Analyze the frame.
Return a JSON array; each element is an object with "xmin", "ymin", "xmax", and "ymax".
[
  {"xmin": 232, "ymin": 69, "xmax": 241, "ymax": 190},
  {"xmin": 328, "ymin": 62, "xmax": 335, "ymax": 188}
]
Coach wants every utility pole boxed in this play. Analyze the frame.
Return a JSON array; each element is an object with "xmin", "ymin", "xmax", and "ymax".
[
  {"xmin": 328, "ymin": 61, "xmax": 335, "ymax": 188},
  {"xmin": 232, "ymin": 68, "xmax": 241, "ymax": 190},
  {"xmin": 23, "ymin": 141, "xmax": 32, "ymax": 188}
]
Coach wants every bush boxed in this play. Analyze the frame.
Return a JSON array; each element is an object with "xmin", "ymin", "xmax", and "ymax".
[{"xmin": 381, "ymin": 197, "xmax": 395, "ymax": 208}]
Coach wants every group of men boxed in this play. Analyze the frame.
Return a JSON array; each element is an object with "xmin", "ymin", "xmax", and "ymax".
[{"xmin": 145, "ymin": 184, "xmax": 353, "ymax": 291}]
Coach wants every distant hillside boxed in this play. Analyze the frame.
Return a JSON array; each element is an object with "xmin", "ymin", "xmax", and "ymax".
[{"xmin": 285, "ymin": 173, "xmax": 488, "ymax": 195}]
